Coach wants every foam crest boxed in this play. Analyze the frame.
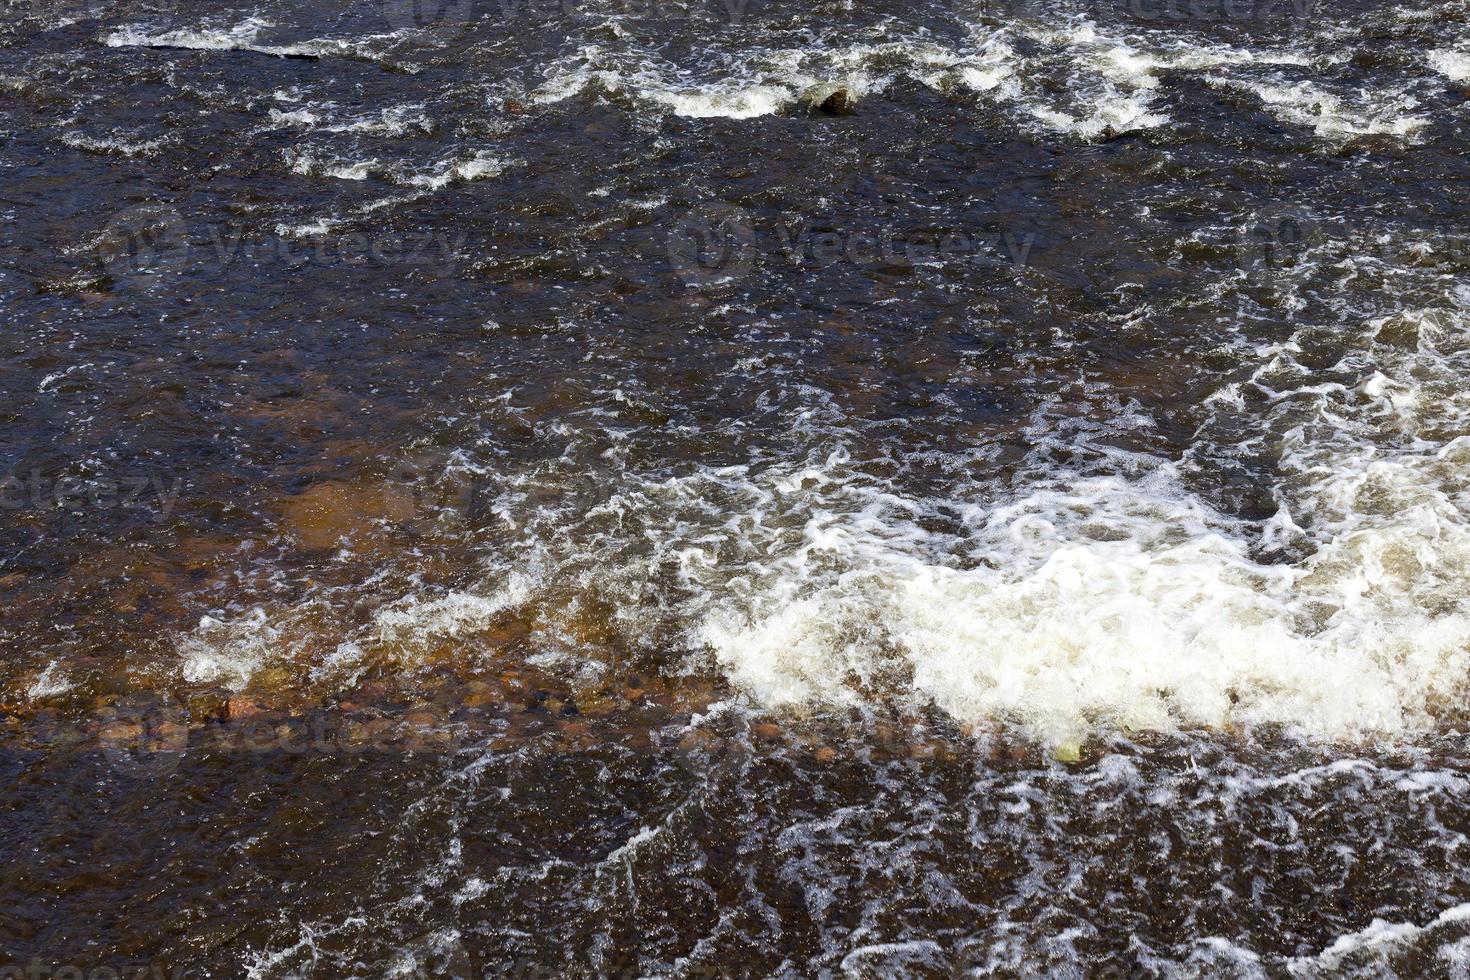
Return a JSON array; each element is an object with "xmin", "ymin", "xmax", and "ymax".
[
  {"xmin": 284, "ymin": 148, "xmax": 511, "ymax": 188},
  {"xmin": 105, "ymin": 17, "xmax": 275, "ymax": 52},
  {"xmin": 1430, "ymin": 48, "xmax": 1470, "ymax": 83},
  {"xmin": 695, "ymin": 306, "xmax": 1470, "ymax": 741},
  {"xmin": 1290, "ymin": 903, "xmax": 1470, "ymax": 974},
  {"xmin": 1209, "ymin": 76, "xmax": 1430, "ymax": 138},
  {"xmin": 104, "ymin": 17, "xmax": 411, "ymax": 63},
  {"xmin": 523, "ymin": 18, "xmax": 1358, "ymax": 144},
  {"xmin": 170, "ymin": 294, "xmax": 1470, "ymax": 743}
]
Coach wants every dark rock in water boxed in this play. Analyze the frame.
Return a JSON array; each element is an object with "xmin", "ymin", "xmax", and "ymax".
[
  {"xmin": 818, "ymin": 89, "xmax": 853, "ymax": 115},
  {"xmin": 185, "ymin": 688, "xmax": 232, "ymax": 724},
  {"xmin": 145, "ymin": 43, "xmax": 320, "ymax": 61},
  {"xmin": 226, "ymin": 695, "xmax": 265, "ymax": 720}
]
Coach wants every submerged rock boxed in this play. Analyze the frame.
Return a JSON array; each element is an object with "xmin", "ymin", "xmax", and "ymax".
[
  {"xmin": 818, "ymin": 89, "xmax": 854, "ymax": 115},
  {"xmin": 1053, "ymin": 739, "xmax": 1083, "ymax": 764},
  {"xmin": 227, "ymin": 695, "xmax": 265, "ymax": 720},
  {"xmin": 278, "ymin": 479, "xmax": 414, "ymax": 552},
  {"xmin": 184, "ymin": 688, "xmax": 231, "ymax": 724}
]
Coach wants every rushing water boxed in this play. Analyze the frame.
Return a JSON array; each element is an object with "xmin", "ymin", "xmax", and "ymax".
[{"xmin": 3, "ymin": 0, "xmax": 1470, "ymax": 975}]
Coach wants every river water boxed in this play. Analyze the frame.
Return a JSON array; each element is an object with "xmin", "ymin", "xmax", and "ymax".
[{"xmin": 3, "ymin": 0, "xmax": 1470, "ymax": 975}]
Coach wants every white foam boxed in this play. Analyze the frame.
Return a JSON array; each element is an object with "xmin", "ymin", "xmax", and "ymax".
[
  {"xmin": 263, "ymin": 103, "xmax": 433, "ymax": 135},
  {"xmin": 104, "ymin": 17, "xmax": 274, "ymax": 53},
  {"xmin": 274, "ymin": 217, "xmax": 336, "ymax": 238},
  {"xmin": 173, "ymin": 291, "xmax": 1470, "ymax": 743},
  {"xmin": 266, "ymin": 107, "xmax": 323, "ymax": 128},
  {"xmin": 1210, "ymin": 77, "xmax": 1430, "ymax": 139},
  {"xmin": 1290, "ymin": 903, "xmax": 1470, "ymax": 974},
  {"xmin": 176, "ymin": 570, "xmax": 539, "ymax": 692},
  {"xmin": 404, "ymin": 151, "xmax": 509, "ymax": 189},
  {"xmin": 284, "ymin": 148, "xmax": 509, "ymax": 188},
  {"xmin": 365, "ymin": 583, "xmax": 532, "ymax": 650},
  {"xmin": 524, "ymin": 22, "xmax": 1335, "ymax": 141},
  {"xmin": 695, "ymin": 469, "xmax": 1466, "ymax": 741},
  {"xmin": 26, "ymin": 661, "xmax": 72, "ymax": 699},
  {"xmin": 60, "ymin": 130, "xmax": 170, "ymax": 157},
  {"xmin": 693, "ymin": 304, "xmax": 1470, "ymax": 742},
  {"xmin": 1005, "ymin": 22, "xmax": 1171, "ymax": 137},
  {"xmin": 530, "ymin": 46, "xmax": 816, "ymax": 118},
  {"xmin": 647, "ymin": 82, "xmax": 797, "ymax": 119},
  {"xmin": 531, "ymin": 34, "xmax": 999, "ymax": 120},
  {"xmin": 287, "ymin": 151, "xmax": 377, "ymax": 181},
  {"xmin": 104, "ymin": 17, "xmax": 411, "ymax": 64},
  {"xmin": 1430, "ymin": 49, "xmax": 1470, "ymax": 84},
  {"xmin": 178, "ymin": 608, "xmax": 279, "ymax": 690}
]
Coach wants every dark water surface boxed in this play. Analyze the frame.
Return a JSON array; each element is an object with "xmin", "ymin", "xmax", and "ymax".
[{"xmin": 3, "ymin": 0, "xmax": 1470, "ymax": 974}]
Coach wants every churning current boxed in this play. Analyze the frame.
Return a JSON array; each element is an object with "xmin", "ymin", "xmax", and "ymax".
[{"xmin": 3, "ymin": 0, "xmax": 1470, "ymax": 975}]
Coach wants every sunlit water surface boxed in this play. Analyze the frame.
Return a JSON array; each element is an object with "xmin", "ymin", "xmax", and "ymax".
[{"xmin": 3, "ymin": 0, "xmax": 1470, "ymax": 974}]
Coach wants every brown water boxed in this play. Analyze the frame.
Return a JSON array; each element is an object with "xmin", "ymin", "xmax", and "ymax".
[{"xmin": 4, "ymin": 0, "xmax": 1470, "ymax": 975}]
